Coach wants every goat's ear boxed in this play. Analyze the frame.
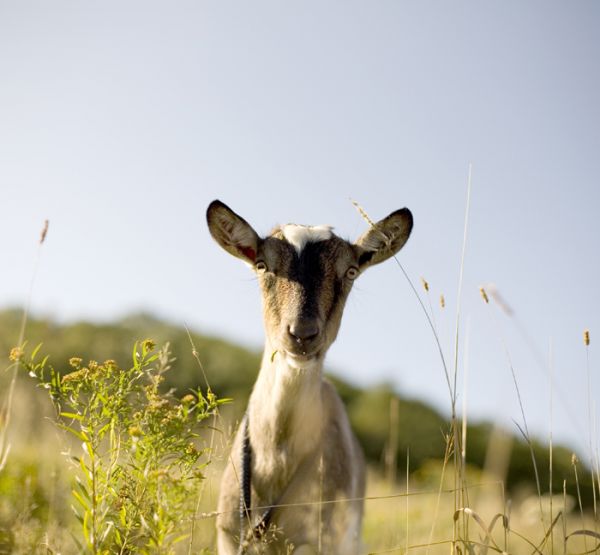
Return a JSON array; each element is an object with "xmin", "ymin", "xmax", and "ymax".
[
  {"xmin": 206, "ymin": 200, "xmax": 260, "ymax": 263},
  {"xmin": 354, "ymin": 208, "xmax": 413, "ymax": 269}
]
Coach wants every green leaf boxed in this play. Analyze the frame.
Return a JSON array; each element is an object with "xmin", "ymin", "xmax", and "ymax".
[
  {"xmin": 75, "ymin": 476, "xmax": 91, "ymax": 500},
  {"xmin": 172, "ymin": 533, "xmax": 191, "ymax": 545},
  {"xmin": 82, "ymin": 509, "xmax": 91, "ymax": 545},
  {"xmin": 97, "ymin": 422, "xmax": 111, "ymax": 438},
  {"xmin": 119, "ymin": 505, "xmax": 127, "ymax": 527},
  {"xmin": 72, "ymin": 488, "xmax": 90, "ymax": 510},
  {"xmin": 60, "ymin": 411, "xmax": 83, "ymax": 421},
  {"xmin": 30, "ymin": 343, "xmax": 43, "ymax": 362},
  {"xmin": 132, "ymin": 341, "xmax": 140, "ymax": 369},
  {"xmin": 71, "ymin": 504, "xmax": 83, "ymax": 524},
  {"xmin": 56, "ymin": 422, "xmax": 87, "ymax": 443},
  {"xmin": 78, "ymin": 455, "xmax": 93, "ymax": 483}
]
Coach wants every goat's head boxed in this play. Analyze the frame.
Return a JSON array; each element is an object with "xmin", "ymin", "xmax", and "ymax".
[{"xmin": 207, "ymin": 200, "xmax": 413, "ymax": 367}]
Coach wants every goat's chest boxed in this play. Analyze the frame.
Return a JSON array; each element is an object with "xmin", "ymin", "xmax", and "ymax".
[
  {"xmin": 249, "ymin": 394, "xmax": 324, "ymax": 502},
  {"xmin": 247, "ymin": 361, "xmax": 326, "ymax": 498},
  {"xmin": 251, "ymin": 442, "xmax": 295, "ymax": 502}
]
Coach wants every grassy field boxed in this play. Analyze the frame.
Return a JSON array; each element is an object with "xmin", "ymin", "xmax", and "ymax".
[
  {"xmin": 1, "ymin": 213, "xmax": 598, "ymax": 554},
  {"xmin": 0, "ymin": 371, "xmax": 598, "ymax": 554}
]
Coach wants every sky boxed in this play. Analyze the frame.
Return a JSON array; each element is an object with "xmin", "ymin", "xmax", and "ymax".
[{"xmin": 1, "ymin": 1, "xmax": 599, "ymax": 456}]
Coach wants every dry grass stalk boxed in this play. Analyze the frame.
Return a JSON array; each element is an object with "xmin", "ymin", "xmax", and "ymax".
[
  {"xmin": 351, "ymin": 199, "xmax": 452, "ymax": 400},
  {"xmin": 0, "ymin": 219, "xmax": 49, "ymax": 473},
  {"xmin": 185, "ymin": 326, "xmax": 222, "ymax": 554},
  {"xmin": 549, "ymin": 337, "xmax": 555, "ymax": 555},
  {"xmin": 451, "ymin": 165, "xmax": 473, "ymax": 524},
  {"xmin": 405, "ymin": 449, "xmax": 410, "ymax": 555},
  {"xmin": 583, "ymin": 327, "xmax": 599, "ymax": 527},
  {"xmin": 572, "ymin": 454, "xmax": 589, "ymax": 552},
  {"xmin": 425, "ymin": 432, "xmax": 454, "ymax": 555},
  {"xmin": 385, "ymin": 396, "xmax": 400, "ymax": 486}
]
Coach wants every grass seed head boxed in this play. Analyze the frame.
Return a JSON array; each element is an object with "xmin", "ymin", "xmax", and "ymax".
[
  {"xmin": 351, "ymin": 199, "xmax": 377, "ymax": 228},
  {"xmin": 440, "ymin": 294, "xmax": 445, "ymax": 308},
  {"xmin": 421, "ymin": 277, "xmax": 429, "ymax": 292},
  {"xmin": 479, "ymin": 287, "xmax": 489, "ymax": 304},
  {"xmin": 39, "ymin": 219, "xmax": 49, "ymax": 244},
  {"xmin": 584, "ymin": 329, "xmax": 590, "ymax": 346}
]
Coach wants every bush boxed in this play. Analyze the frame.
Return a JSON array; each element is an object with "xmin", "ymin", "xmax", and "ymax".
[{"xmin": 12, "ymin": 340, "xmax": 226, "ymax": 554}]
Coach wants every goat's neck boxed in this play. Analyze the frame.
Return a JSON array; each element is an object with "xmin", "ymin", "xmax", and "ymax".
[{"xmin": 248, "ymin": 342, "xmax": 325, "ymax": 470}]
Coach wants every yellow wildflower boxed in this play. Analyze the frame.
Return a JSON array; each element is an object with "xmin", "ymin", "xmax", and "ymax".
[
  {"xmin": 9, "ymin": 347, "xmax": 23, "ymax": 362},
  {"xmin": 69, "ymin": 357, "xmax": 83, "ymax": 369},
  {"xmin": 181, "ymin": 394, "xmax": 196, "ymax": 405},
  {"xmin": 142, "ymin": 339, "xmax": 156, "ymax": 352}
]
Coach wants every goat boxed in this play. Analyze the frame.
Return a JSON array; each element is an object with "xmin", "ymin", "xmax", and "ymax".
[{"xmin": 206, "ymin": 200, "xmax": 413, "ymax": 554}]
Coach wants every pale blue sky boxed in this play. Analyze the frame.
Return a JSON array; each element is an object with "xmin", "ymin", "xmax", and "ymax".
[{"xmin": 1, "ymin": 1, "xmax": 599, "ymax": 455}]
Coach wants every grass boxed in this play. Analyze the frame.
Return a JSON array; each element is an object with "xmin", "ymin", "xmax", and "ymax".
[{"xmin": 1, "ymin": 409, "xmax": 597, "ymax": 554}]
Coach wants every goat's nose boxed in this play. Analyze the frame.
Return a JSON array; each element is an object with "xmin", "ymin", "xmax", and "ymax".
[{"xmin": 288, "ymin": 321, "xmax": 319, "ymax": 342}]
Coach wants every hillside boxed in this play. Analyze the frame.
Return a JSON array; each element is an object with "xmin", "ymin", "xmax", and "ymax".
[{"xmin": 0, "ymin": 308, "xmax": 592, "ymax": 503}]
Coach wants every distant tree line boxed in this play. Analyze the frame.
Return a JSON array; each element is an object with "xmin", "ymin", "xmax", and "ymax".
[{"xmin": 0, "ymin": 308, "xmax": 593, "ymax": 505}]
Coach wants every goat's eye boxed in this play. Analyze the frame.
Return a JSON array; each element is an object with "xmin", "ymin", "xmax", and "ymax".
[
  {"xmin": 345, "ymin": 267, "xmax": 359, "ymax": 280},
  {"xmin": 255, "ymin": 261, "xmax": 268, "ymax": 272}
]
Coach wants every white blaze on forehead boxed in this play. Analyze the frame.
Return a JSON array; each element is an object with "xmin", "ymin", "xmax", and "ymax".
[{"xmin": 281, "ymin": 224, "xmax": 333, "ymax": 254}]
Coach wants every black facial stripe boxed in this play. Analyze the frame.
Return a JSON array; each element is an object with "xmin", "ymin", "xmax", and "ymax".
[
  {"xmin": 295, "ymin": 241, "xmax": 326, "ymax": 320},
  {"xmin": 265, "ymin": 237, "xmax": 353, "ymax": 326}
]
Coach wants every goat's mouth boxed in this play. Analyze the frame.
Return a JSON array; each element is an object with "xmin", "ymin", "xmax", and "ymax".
[
  {"xmin": 283, "ymin": 349, "xmax": 322, "ymax": 369},
  {"xmin": 285, "ymin": 350, "xmax": 316, "ymax": 361},
  {"xmin": 283, "ymin": 345, "xmax": 321, "ymax": 362}
]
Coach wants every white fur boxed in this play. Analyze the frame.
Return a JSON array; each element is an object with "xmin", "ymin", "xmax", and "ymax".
[
  {"xmin": 284, "ymin": 352, "xmax": 320, "ymax": 372},
  {"xmin": 248, "ymin": 351, "xmax": 324, "ymax": 502},
  {"xmin": 282, "ymin": 224, "xmax": 333, "ymax": 254}
]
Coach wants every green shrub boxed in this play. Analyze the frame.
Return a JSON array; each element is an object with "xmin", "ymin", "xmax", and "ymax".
[{"xmin": 12, "ymin": 340, "xmax": 226, "ymax": 554}]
